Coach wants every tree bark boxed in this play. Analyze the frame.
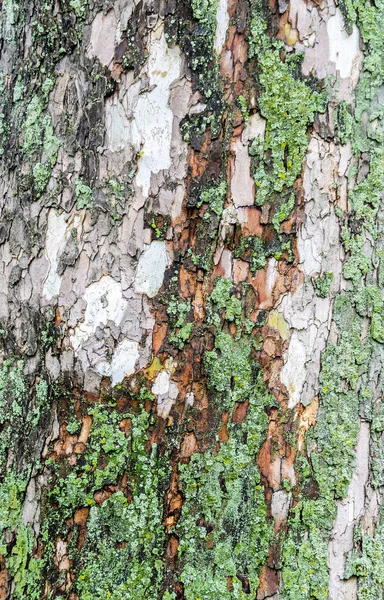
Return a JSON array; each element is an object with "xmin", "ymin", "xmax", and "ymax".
[{"xmin": 0, "ymin": 0, "xmax": 383, "ymax": 598}]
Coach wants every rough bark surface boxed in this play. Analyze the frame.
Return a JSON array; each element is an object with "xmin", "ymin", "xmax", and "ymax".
[{"xmin": 0, "ymin": 0, "xmax": 383, "ymax": 598}]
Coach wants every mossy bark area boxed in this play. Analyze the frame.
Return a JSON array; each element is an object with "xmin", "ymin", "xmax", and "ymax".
[{"xmin": 0, "ymin": 0, "xmax": 384, "ymax": 598}]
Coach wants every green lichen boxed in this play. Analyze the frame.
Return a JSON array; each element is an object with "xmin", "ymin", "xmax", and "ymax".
[
  {"xmin": 69, "ymin": 0, "xmax": 88, "ymax": 18},
  {"xmin": 280, "ymin": 0, "xmax": 384, "ymax": 590},
  {"xmin": 170, "ymin": 0, "xmax": 223, "ymax": 143},
  {"xmin": 249, "ymin": 1, "xmax": 326, "ymax": 206},
  {"xmin": 21, "ymin": 93, "xmax": 61, "ymax": 195},
  {"xmin": 272, "ymin": 193, "xmax": 295, "ymax": 234},
  {"xmin": 0, "ymin": 360, "xmax": 49, "ymax": 471},
  {"xmin": 191, "ymin": 0, "xmax": 218, "ymax": 27},
  {"xmin": 167, "ymin": 296, "xmax": 193, "ymax": 349},
  {"xmin": 0, "ymin": 361, "xmax": 50, "ymax": 599},
  {"xmin": 205, "ymin": 331, "xmax": 253, "ymax": 408},
  {"xmin": 312, "ymin": 272, "xmax": 334, "ymax": 298},
  {"xmin": 238, "ymin": 95, "xmax": 249, "ymax": 123},
  {"xmin": 209, "ymin": 278, "xmax": 243, "ymax": 324},
  {"xmin": 198, "ymin": 181, "xmax": 227, "ymax": 217},
  {"xmin": 281, "ymin": 294, "xmax": 371, "ymax": 598},
  {"xmin": 75, "ymin": 179, "xmax": 93, "ymax": 210},
  {"xmin": 234, "ymin": 235, "xmax": 268, "ymax": 273},
  {"xmin": 37, "ymin": 403, "xmax": 170, "ymax": 599},
  {"xmin": 335, "ymin": 101, "xmax": 354, "ymax": 144},
  {"xmin": 0, "ymin": 473, "xmax": 43, "ymax": 600},
  {"xmin": 345, "ymin": 516, "xmax": 384, "ymax": 600},
  {"xmin": 176, "ymin": 373, "xmax": 274, "ymax": 599},
  {"xmin": 204, "ymin": 279, "xmax": 262, "ymax": 409}
]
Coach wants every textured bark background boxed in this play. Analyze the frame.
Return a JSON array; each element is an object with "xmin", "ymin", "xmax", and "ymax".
[{"xmin": 0, "ymin": 0, "xmax": 383, "ymax": 598}]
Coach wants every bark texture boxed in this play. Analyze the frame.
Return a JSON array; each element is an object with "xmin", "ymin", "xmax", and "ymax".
[{"xmin": 0, "ymin": 0, "xmax": 383, "ymax": 598}]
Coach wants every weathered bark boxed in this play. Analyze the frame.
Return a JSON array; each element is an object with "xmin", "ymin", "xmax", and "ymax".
[{"xmin": 0, "ymin": 0, "xmax": 383, "ymax": 598}]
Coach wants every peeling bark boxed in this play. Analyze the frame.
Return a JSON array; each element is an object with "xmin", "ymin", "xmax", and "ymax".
[{"xmin": 1, "ymin": 0, "xmax": 384, "ymax": 598}]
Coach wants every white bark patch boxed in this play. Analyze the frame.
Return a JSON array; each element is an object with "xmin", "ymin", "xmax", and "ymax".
[
  {"xmin": 214, "ymin": 0, "xmax": 229, "ymax": 54},
  {"xmin": 134, "ymin": 26, "xmax": 182, "ymax": 197},
  {"xmin": 95, "ymin": 338, "xmax": 140, "ymax": 385},
  {"xmin": 271, "ymin": 490, "xmax": 291, "ymax": 529},
  {"xmin": 43, "ymin": 210, "xmax": 68, "ymax": 301},
  {"xmin": 70, "ymin": 275, "xmax": 128, "ymax": 350},
  {"xmin": 279, "ymin": 135, "xmax": 345, "ymax": 406},
  {"xmin": 87, "ymin": 10, "xmax": 117, "ymax": 67},
  {"xmin": 152, "ymin": 369, "xmax": 171, "ymax": 396},
  {"xmin": 327, "ymin": 10, "xmax": 360, "ymax": 79},
  {"xmin": 328, "ymin": 420, "xmax": 370, "ymax": 599},
  {"xmin": 280, "ymin": 331, "xmax": 307, "ymax": 408},
  {"xmin": 266, "ymin": 258, "xmax": 278, "ymax": 297},
  {"xmin": 134, "ymin": 241, "xmax": 170, "ymax": 298},
  {"xmin": 242, "ymin": 112, "xmax": 266, "ymax": 143},
  {"xmin": 231, "ymin": 140, "xmax": 255, "ymax": 208},
  {"xmin": 105, "ymin": 98, "xmax": 131, "ymax": 152},
  {"xmin": 152, "ymin": 367, "xmax": 179, "ymax": 419}
]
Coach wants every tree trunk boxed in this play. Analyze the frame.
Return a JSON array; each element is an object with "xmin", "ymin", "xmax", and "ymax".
[{"xmin": 0, "ymin": 0, "xmax": 383, "ymax": 598}]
